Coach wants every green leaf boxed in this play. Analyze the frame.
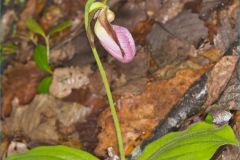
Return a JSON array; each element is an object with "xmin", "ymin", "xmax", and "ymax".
[
  {"xmin": 7, "ymin": 145, "xmax": 99, "ymax": 160},
  {"xmin": 26, "ymin": 18, "xmax": 45, "ymax": 37},
  {"xmin": 205, "ymin": 113, "xmax": 214, "ymax": 123},
  {"xmin": 37, "ymin": 76, "xmax": 52, "ymax": 93},
  {"xmin": 48, "ymin": 20, "xmax": 72, "ymax": 36},
  {"xmin": 33, "ymin": 44, "xmax": 52, "ymax": 73},
  {"xmin": 139, "ymin": 122, "xmax": 238, "ymax": 160}
]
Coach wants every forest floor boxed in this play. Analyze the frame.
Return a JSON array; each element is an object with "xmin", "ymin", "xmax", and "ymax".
[{"xmin": 1, "ymin": 0, "xmax": 240, "ymax": 159}]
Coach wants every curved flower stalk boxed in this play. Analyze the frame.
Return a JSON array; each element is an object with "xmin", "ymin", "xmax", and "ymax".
[{"xmin": 84, "ymin": 1, "xmax": 136, "ymax": 159}]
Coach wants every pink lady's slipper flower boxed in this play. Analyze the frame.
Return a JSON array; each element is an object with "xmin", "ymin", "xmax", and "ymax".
[{"xmin": 94, "ymin": 8, "xmax": 136, "ymax": 63}]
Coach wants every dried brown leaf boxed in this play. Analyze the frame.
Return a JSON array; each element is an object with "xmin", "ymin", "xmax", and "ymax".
[
  {"xmin": 205, "ymin": 56, "xmax": 238, "ymax": 106},
  {"xmin": 4, "ymin": 95, "xmax": 92, "ymax": 148},
  {"xmin": 114, "ymin": 48, "xmax": 150, "ymax": 81},
  {"xmin": 17, "ymin": 0, "xmax": 46, "ymax": 31},
  {"xmin": 199, "ymin": 48, "xmax": 222, "ymax": 62},
  {"xmin": 50, "ymin": 66, "xmax": 92, "ymax": 98},
  {"xmin": 219, "ymin": 63, "xmax": 240, "ymax": 110},
  {"xmin": 39, "ymin": 5, "xmax": 64, "ymax": 32},
  {"xmin": 200, "ymin": 0, "xmax": 233, "ymax": 19},
  {"xmin": 147, "ymin": 10, "xmax": 208, "ymax": 51},
  {"xmin": 146, "ymin": 0, "xmax": 194, "ymax": 23},
  {"xmin": 2, "ymin": 61, "xmax": 44, "ymax": 118},
  {"xmin": 151, "ymin": 37, "xmax": 198, "ymax": 68},
  {"xmin": 132, "ymin": 19, "xmax": 154, "ymax": 44},
  {"xmin": 213, "ymin": 9, "xmax": 238, "ymax": 53},
  {"xmin": 17, "ymin": 0, "xmax": 37, "ymax": 31},
  {"xmin": 115, "ymin": 0, "xmax": 146, "ymax": 31}
]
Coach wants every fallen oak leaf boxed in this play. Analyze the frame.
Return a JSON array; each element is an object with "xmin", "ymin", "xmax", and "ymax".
[
  {"xmin": 219, "ymin": 61, "xmax": 240, "ymax": 110},
  {"xmin": 205, "ymin": 55, "xmax": 238, "ymax": 107},
  {"xmin": 2, "ymin": 61, "xmax": 44, "ymax": 118}
]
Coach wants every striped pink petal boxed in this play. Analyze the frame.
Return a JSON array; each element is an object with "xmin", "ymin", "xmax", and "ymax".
[{"xmin": 94, "ymin": 20, "xmax": 136, "ymax": 63}]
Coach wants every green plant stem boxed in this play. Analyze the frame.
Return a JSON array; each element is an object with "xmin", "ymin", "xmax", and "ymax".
[
  {"xmin": 44, "ymin": 36, "xmax": 50, "ymax": 61},
  {"xmin": 91, "ymin": 47, "xmax": 125, "ymax": 160},
  {"xmin": 103, "ymin": 0, "xmax": 108, "ymax": 4}
]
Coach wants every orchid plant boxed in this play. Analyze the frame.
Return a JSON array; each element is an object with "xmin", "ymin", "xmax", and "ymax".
[{"xmin": 85, "ymin": 0, "xmax": 136, "ymax": 159}]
